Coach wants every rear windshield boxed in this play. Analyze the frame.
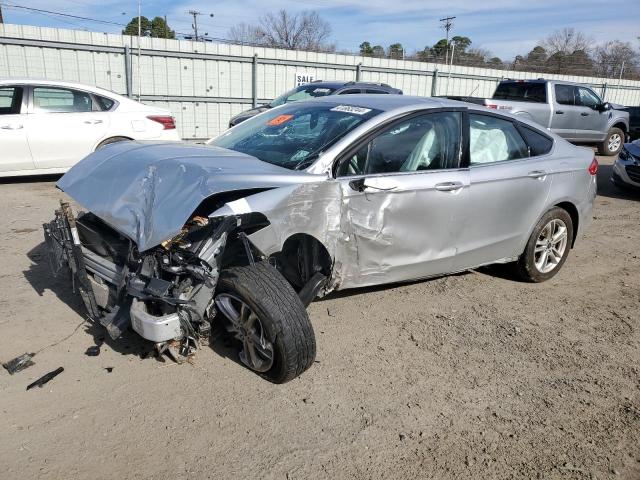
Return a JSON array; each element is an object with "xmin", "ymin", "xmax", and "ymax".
[
  {"xmin": 269, "ymin": 85, "xmax": 337, "ymax": 107},
  {"xmin": 209, "ymin": 103, "xmax": 381, "ymax": 170},
  {"xmin": 493, "ymin": 82, "xmax": 547, "ymax": 103}
]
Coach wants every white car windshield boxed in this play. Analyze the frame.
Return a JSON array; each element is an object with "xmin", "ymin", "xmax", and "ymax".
[{"xmin": 209, "ymin": 103, "xmax": 381, "ymax": 170}]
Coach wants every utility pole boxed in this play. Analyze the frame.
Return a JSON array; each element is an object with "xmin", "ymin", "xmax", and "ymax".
[
  {"xmin": 439, "ymin": 16, "xmax": 456, "ymax": 66},
  {"xmin": 0, "ymin": 4, "xmax": 4, "ymax": 24},
  {"xmin": 188, "ymin": 10, "xmax": 201, "ymax": 41}
]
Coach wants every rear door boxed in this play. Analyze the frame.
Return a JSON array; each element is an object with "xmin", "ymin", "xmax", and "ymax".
[
  {"xmin": 0, "ymin": 85, "xmax": 34, "ymax": 173},
  {"xmin": 452, "ymin": 112, "xmax": 555, "ymax": 270},
  {"xmin": 550, "ymin": 84, "xmax": 579, "ymax": 140},
  {"xmin": 574, "ymin": 86, "xmax": 608, "ymax": 141},
  {"xmin": 334, "ymin": 110, "xmax": 469, "ymax": 287},
  {"xmin": 26, "ymin": 85, "xmax": 110, "ymax": 169}
]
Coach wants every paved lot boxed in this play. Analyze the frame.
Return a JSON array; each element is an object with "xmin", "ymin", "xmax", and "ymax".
[{"xmin": 0, "ymin": 155, "xmax": 638, "ymax": 480}]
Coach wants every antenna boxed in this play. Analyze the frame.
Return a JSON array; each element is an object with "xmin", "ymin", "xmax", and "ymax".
[{"xmin": 439, "ymin": 16, "xmax": 456, "ymax": 65}]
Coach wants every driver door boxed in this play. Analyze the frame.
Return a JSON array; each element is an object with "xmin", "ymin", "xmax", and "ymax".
[{"xmin": 334, "ymin": 110, "xmax": 469, "ymax": 288}]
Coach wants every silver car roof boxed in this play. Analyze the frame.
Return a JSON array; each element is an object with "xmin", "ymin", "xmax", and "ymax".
[{"xmin": 309, "ymin": 94, "xmax": 460, "ymax": 112}]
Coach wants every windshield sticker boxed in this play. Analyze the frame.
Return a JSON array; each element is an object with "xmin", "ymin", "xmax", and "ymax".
[
  {"xmin": 267, "ymin": 114, "xmax": 294, "ymax": 126},
  {"xmin": 330, "ymin": 105, "xmax": 372, "ymax": 115}
]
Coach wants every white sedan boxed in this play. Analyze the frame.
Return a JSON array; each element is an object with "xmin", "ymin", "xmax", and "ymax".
[{"xmin": 0, "ymin": 79, "xmax": 181, "ymax": 177}]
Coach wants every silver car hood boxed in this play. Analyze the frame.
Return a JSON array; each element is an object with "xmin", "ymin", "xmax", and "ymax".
[{"xmin": 57, "ymin": 142, "xmax": 314, "ymax": 251}]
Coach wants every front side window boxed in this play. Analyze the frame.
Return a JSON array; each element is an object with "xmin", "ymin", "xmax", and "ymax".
[
  {"xmin": 554, "ymin": 84, "xmax": 575, "ymax": 106},
  {"xmin": 269, "ymin": 85, "xmax": 337, "ymax": 107},
  {"xmin": 337, "ymin": 111, "xmax": 461, "ymax": 176},
  {"xmin": 33, "ymin": 87, "xmax": 93, "ymax": 113},
  {"xmin": 209, "ymin": 103, "xmax": 381, "ymax": 170},
  {"xmin": 576, "ymin": 87, "xmax": 601, "ymax": 108},
  {"xmin": 469, "ymin": 114, "xmax": 529, "ymax": 165},
  {"xmin": 338, "ymin": 89, "xmax": 361, "ymax": 95},
  {"xmin": 0, "ymin": 86, "xmax": 22, "ymax": 115}
]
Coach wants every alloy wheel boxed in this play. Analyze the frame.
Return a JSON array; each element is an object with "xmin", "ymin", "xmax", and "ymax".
[
  {"xmin": 215, "ymin": 293, "xmax": 274, "ymax": 372},
  {"xmin": 534, "ymin": 219, "xmax": 568, "ymax": 274},
  {"xmin": 608, "ymin": 133, "xmax": 622, "ymax": 153}
]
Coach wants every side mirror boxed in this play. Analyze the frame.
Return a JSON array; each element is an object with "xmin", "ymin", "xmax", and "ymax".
[{"xmin": 596, "ymin": 102, "xmax": 611, "ymax": 112}]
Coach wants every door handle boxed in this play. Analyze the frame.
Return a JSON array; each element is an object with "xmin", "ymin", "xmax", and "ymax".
[
  {"xmin": 580, "ymin": 112, "xmax": 589, "ymax": 116},
  {"xmin": 528, "ymin": 170, "xmax": 547, "ymax": 179},
  {"xmin": 0, "ymin": 124, "xmax": 23, "ymax": 130},
  {"xmin": 555, "ymin": 111, "xmax": 564, "ymax": 115},
  {"xmin": 434, "ymin": 181, "xmax": 464, "ymax": 192}
]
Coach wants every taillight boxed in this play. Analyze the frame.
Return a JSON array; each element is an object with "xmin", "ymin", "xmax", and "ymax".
[
  {"xmin": 147, "ymin": 115, "xmax": 176, "ymax": 130},
  {"xmin": 486, "ymin": 104, "xmax": 498, "ymax": 109},
  {"xmin": 588, "ymin": 157, "xmax": 598, "ymax": 175}
]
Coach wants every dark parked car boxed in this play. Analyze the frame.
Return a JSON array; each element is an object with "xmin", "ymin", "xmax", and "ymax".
[
  {"xmin": 228, "ymin": 80, "xmax": 402, "ymax": 127},
  {"xmin": 623, "ymin": 106, "xmax": 640, "ymax": 140}
]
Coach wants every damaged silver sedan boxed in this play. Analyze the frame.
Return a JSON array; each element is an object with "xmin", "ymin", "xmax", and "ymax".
[{"xmin": 43, "ymin": 95, "xmax": 597, "ymax": 382}]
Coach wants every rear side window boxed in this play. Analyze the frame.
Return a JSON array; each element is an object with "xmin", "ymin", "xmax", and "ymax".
[
  {"xmin": 33, "ymin": 87, "xmax": 93, "ymax": 113},
  {"xmin": 493, "ymin": 82, "xmax": 546, "ymax": 103},
  {"xmin": 0, "ymin": 86, "xmax": 23, "ymax": 115},
  {"xmin": 365, "ymin": 89, "xmax": 389, "ymax": 94},
  {"xmin": 469, "ymin": 114, "xmax": 529, "ymax": 165},
  {"xmin": 554, "ymin": 85, "xmax": 575, "ymax": 106},
  {"xmin": 95, "ymin": 95, "xmax": 115, "ymax": 111},
  {"xmin": 518, "ymin": 125, "xmax": 553, "ymax": 156},
  {"xmin": 339, "ymin": 89, "xmax": 361, "ymax": 95}
]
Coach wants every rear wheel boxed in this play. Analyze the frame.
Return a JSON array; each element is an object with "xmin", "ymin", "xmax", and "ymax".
[
  {"xmin": 598, "ymin": 127, "xmax": 624, "ymax": 156},
  {"xmin": 215, "ymin": 262, "xmax": 316, "ymax": 383},
  {"xmin": 516, "ymin": 207, "xmax": 573, "ymax": 282}
]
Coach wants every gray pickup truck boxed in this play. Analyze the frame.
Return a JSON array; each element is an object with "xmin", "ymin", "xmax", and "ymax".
[{"xmin": 449, "ymin": 80, "xmax": 629, "ymax": 156}]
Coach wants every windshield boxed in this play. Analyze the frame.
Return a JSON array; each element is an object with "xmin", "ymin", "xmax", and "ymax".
[
  {"xmin": 269, "ymin": 84, "xmax": 337, "ymax": 107},
  {"xmin": 209, "ymin": 103, "xmax": 381, "ymax": 170}
]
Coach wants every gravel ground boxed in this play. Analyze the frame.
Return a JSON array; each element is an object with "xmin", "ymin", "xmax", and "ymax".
[{"xmin": 0, "ymin": 154, "xmax": 638, "ymax": 480}]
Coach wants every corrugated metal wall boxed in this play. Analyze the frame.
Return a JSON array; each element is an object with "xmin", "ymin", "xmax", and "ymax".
[{"xmin": 2, "ymin": 23, "xmax": 640, "ymax": 140}]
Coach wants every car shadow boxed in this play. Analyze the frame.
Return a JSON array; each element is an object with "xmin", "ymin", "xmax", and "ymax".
[
  {"xmin": 0, "ymin": 174, "xmax": 62, "ymax": 185},
  {"xmin": 596, "ymin": 163, "xmax": 640, "ymax": 201}
]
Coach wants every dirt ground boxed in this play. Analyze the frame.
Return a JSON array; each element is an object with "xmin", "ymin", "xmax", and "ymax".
[{"xmin": 0, "ymin": 154, "xmax": 638, "ymax": 480}]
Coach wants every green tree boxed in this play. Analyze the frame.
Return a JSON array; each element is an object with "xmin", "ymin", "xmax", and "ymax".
[
  {"xmin": 432, "ymin": 39, "xmax": 449, "ymax": 59},
  {"xmin": 123, "ymin": 16, "xmax": 151, "ymax": 36},
  {"xmin": 451, "ymin": 36, "xmax": 471, "ymax": 54},
  {"xmin": 371, "ymin": 45, "xmax": 385, "ymax": 58},
  {"xmin": 359, "ymin": 41, "xmax": 374, "ymax": 56},
  {"xmin": 388, "ymin": 43, "xmax": 404, "ymax": 59},
  {"xmin": 122, "ymin": 16, "xmax": 175, "ymax": 39},
  {"xmin": 151, "ymin": 17, "xmax": 175, "ymax": 39}
]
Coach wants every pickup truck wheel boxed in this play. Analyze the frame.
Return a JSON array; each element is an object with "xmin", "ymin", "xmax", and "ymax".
[
  {"xmin": 598, "ymin": 128, "xmax": 624, "ymax": 156},
  {"xmin": 516, "ymin": 207, "xmax": 573, "ymax": 283},
  {"xmin": 215, "ymin": 262, "xmax": 316, "ymax": 383}
]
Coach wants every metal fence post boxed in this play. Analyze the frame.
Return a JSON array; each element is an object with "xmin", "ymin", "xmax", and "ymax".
[
  {"xmin": 356, "ymin": 62, "xmax": 362, "ymax": 81},
  {"xmin": 252, "ymin": 54, "xmax": 258, "ymax": 108},
  {"xmin": 431, "ymin": 69, "xmax": 439, "ymax": 97},
  {"xmin": 124, "ymin": 45, "xmax": 133, "ymax": 98},
  {"xmin": 601, "ymin": 82, "xmax": 608, "ymax": 101}
]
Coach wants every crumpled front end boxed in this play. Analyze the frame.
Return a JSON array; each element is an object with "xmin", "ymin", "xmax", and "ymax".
[{"xmin": 43, "ymin": 201, "xmax": 242, "ymax": 358}]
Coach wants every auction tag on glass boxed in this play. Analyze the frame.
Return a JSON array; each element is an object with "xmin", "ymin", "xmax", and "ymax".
[
  {"xmin": 330, "ymin": 105, "xmax": 372, "ymax": 115},
  {"xmin": 267, "ymin": 114, "xmax": 294, "ymax": 126}
]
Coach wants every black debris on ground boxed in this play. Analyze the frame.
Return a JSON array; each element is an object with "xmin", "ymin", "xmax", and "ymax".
[
  {"xmin": 26, "ymin": 367, "xmax": 64, "ymax": 391},
  {"xmin": 2, "ymin": 353, "xmax": 35, "ymax": 375}
]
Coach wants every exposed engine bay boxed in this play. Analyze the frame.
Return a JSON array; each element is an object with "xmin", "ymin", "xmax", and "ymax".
[{"xmin": 43, "ymin": 202, "xmax": 285, "ymax": 363}]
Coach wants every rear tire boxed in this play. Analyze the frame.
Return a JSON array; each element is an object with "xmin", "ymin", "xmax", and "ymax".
[
  {"xmin": 215, "ymin": 262, "xmax": 316, "ymax": 383},
  {"xmin": 516, "ymin": 207, "xmax": 573, "ymax": 283},
  {"xmin": 598, "ymin": 127, "xmax": 624, "ymax": 156}
]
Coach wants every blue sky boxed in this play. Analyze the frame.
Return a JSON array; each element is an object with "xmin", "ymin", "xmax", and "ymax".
[{"xmin": 2, "ymin": 0, "xmax": 639, "ymax": 60}]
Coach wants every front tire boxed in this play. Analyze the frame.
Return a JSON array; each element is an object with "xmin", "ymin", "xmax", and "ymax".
[
  {"xmin": 598, "ymin": 127, "xmax": 624, "ymax": 156},
  {"xmin": 215, "ymin": 262, "xmax": 316, "ymax": 383},
  {"xmin": 516, "ymin": 207, "xmax": 573, "ymax": 283}
]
